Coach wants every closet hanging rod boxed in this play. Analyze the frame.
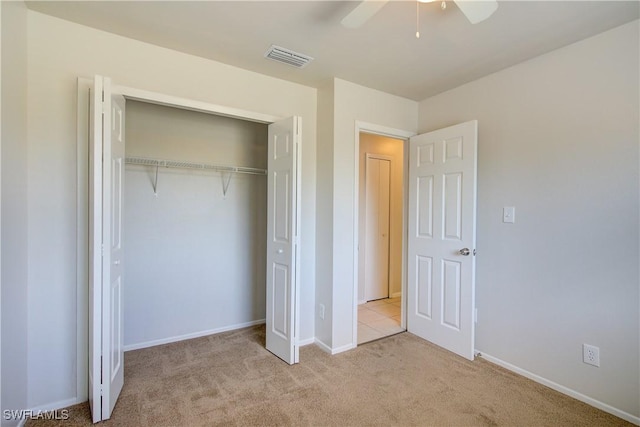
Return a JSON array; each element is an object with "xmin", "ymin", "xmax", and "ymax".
[{"xmin": 124, "ymin": 156, "xmax": 267, "ymax": 176}]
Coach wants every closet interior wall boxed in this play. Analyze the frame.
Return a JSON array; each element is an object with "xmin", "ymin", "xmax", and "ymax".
[{"xmin": 124, "ymin": 100, "xmax": 268, "ymax": 350}]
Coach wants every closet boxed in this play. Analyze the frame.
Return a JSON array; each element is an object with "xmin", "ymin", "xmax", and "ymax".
[
  {"xmin": 123, "ymin": 100, "xmax": 269, "ymax": 350},
  {"xmin": 87, "ymin": 76, "xmax": 300, "ymax": 422}
]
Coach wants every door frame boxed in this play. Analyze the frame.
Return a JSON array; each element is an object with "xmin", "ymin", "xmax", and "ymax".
[
  {"xmin": 363, "ymin": 153, "xmax": 393, "ymax": 302},
  {"xmin": 353, "ymin": 121, "xmax": 415, "ymax": 346},
  {"xmin": 75, "ymin": 78, "xmax": 294, "ymax": 403}
]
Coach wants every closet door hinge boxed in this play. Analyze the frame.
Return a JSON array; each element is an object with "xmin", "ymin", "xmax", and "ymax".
[{"xmin": 101, "ymin": 90, "xmax": 106, "ymax": 114}]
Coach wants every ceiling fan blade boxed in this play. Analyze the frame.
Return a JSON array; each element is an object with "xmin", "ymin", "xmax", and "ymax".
[
  {"xmin": 453, "ymin": 0, "xmax": 498, "ymax": 24},
  {"xmin": 341, "ymin": 0, "xmax": 390, "ymax": 29}
]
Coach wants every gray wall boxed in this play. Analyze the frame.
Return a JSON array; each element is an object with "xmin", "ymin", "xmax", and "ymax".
[
  {"xmin": 124, "ymin": 101, "xmax": 268, "ymax": 349},
  {"xmin": 419, "ymin": 20, "xmax": 639, "ymax": 418},
  {"xmin": 1, "ymin": 1, "xmax": 28, "ymax": 426},
  {"xmin": 26, "ymin": 10, "xmax": 317, "ymax": 409}
]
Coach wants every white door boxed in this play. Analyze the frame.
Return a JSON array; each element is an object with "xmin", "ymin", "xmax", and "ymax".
[
  {"xmin": 266, "ymin": 116, "xmax": 301, "ymax": 364},
  {"xmin": 364, "ymin": 155, "xmax": 391, "ymax": 301},
  {"xmin": 89, "ymin": 75, "xmax": 125, "ymax": 422},
  {"xmin": 407, "ymin": 120, "xmax": 477, "ymax": 360}
]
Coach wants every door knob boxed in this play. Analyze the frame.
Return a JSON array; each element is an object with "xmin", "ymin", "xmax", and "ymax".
[
  {"xmin": 277, "ymin": 249, "xmax": 284, "ymax": 254},
  {"xmin": 458, "ymin": 248, "xmax": 470, "ymax": 256},
  {"xmin": 114, "ymin": 260, "xmax": 121, "ymax": 265}
]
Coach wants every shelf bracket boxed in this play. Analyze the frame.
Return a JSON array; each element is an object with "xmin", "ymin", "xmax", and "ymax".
[
  {"xmin": 221, "ymin": 172, "xmax": 232, "ymax": 198},
  {"xmin": 152, "ymin": 162, "xmax": 159, "ymax": 196}
]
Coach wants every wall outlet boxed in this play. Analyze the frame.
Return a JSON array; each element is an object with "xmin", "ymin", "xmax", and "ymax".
[
  {"xmin": 319, "ymin": 304, "xmax": 325, "ymax": 320},
  {"xmin": 583, "ymin": 344, "xmax": 600, "ymax": 367}
]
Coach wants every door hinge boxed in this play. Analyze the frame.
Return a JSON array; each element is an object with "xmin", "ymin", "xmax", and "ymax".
[
  {"xmin": 101, "ymin": 89, "xmax": 108, "ymax": 115},
  {"xmin": 101, "ymin": 244, "xmax": 105, "ymax": 257}
]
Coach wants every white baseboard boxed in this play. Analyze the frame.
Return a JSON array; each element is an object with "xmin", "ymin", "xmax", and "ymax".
[
  {"xmin": 3, "ymin": 397, "xmax": 87, "ymax": 427},
  {"xmin": 28, "ymin": 397, "xmax": 84, "ymax": 414},
  {"xmin": 478, "ymin": 351, "xmax": 640, "ymax": 426},
  {"xmin": 314, "ymin": 338, "xmax": 332, "ymax": 354},
  {"xmin": 124, "ymin": 319, "xmax": 266, "ymax": 352},
  {"xmin": 0, "ymin": 416, "xmax": 27, "ymax": 427},
  {"xmin": 359, "ymin": 294, "xmax": 401, "ymax": 305},
  {"xmin": 297, "ymin": 337, "xmax": 315, "ymax": 346},
  {"xmin": 331, "ymin": 342, "xmax": 356, "ymax": 354},
  {"xmin": 314, "ymin": 338, "xmax": 356, "ymax": 355}
]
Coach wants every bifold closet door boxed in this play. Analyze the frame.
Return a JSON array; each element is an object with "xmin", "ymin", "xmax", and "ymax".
[
  {"xmin": 364, "ymin": 156, "xmax": 391, "ymax": 301},
  {"xmin": 266, "ymin": 116, "xmax": 301, "ymax": 365},
  {"xmin": 89, "ymin": 75, "xmax": 125, "ymax": 423}
]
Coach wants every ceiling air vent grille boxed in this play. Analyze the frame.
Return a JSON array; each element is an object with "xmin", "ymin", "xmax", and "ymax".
[{"xmin": 264, "ymin": 45, "xmax": 313, "ymax": 69}]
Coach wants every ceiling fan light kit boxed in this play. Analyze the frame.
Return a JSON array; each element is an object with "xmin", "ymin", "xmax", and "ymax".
[
  {"xmin": 342, "ymin": 0, "xmax": 498, "ymax": 32},
  {"xmin": 340, "ymin": 0, "xmax": 389, "ymax": 29},
  {"xmin": 455, "ymin": 0, "xmax": 499, "ymax": 24}
]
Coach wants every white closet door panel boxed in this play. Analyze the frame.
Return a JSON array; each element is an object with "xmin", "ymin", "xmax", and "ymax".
[
  {"xmin": 89, "ymin": 75, "xmax": 125, "ymax": 423},
  {"xmin": 266, "ymin": 116, "xmax": 301, "ymax": 365},
  {"xmin": 378, "ymin": 158, "xmax": 391, "ymax": 298},
  {"xmin": 364, "ymin": 156, "xmax": 391, "ymax": 301}
]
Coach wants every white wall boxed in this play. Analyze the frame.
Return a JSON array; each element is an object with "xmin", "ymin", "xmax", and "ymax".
[
  {"xmin": 314, "ymin": 79, "xmax": 335, "ymax": 347},
  {"xmin": 358, "ymin": 133, "xmax": 404, "ymax": 302},
  {"xmin": 315, "ymin": 78, "xmax": 417, "ymax": 351},
  {"xmin": 124, "ymin": 101, "xmax": 268, "ymax": 349},
  {"xmin": 1, "ymin": 1, "xmax": 28, "ymax": 425},
  {"xmin": 26, "ymin": 11, "xmax": 316, "ymax": 409},
  {"xmin": 419, "ymin": 20, "xmax": 639, "ymax": 419}
]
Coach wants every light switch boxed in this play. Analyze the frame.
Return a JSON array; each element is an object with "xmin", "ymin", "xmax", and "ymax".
[{"xmin": 503, "ymin": 206, "xmax": 515, "ymax": 223}]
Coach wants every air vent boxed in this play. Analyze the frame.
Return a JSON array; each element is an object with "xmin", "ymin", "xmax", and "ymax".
[{"xmin": 264, "ymin": 45, "xmax": 313, "ymax": 69}]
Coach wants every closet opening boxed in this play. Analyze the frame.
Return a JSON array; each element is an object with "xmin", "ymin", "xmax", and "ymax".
[
  {"xmin": 123, "ymin": 100, "xmax": 269, "ymax": 351},
  {"xmin": 356, "ymin": 131, "xmax": 407, "ymax": 344},
  {"xmin": 81, "ymin": 77, "xmax": 302, "ymax": 421}
]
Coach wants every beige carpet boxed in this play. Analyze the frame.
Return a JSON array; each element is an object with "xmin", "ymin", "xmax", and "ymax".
[{"xmin": 27, "ymin": 325, "xmax": 630, "ymax": 426}]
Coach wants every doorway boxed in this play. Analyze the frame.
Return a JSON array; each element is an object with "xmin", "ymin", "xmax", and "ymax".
[
  {"xmin": 357, "ymin": 132, "xmax": 406, "ymax": 344},
  {"xmin": 354, "ymin": 121, "xmax": 478, "ymax": 355}
]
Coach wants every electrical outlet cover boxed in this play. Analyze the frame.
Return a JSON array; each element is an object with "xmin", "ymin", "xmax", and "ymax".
[{"xmin": 583, "ymin": 344, "xmax": 600, "ymax": 367}]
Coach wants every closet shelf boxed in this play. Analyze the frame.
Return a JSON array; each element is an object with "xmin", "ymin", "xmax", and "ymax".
[
  {"xmin": 125, "ymin": 156, "xmax": 266, "ymax": 196},
  {"xmin": 125, "ymin": 156, "xmax": 267, "ymax": 176}
]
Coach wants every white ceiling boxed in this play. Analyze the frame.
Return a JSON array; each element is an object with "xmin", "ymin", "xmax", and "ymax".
[{"xmin": 26, "ymin": 1, "xmax": 639, "ymax": 101}]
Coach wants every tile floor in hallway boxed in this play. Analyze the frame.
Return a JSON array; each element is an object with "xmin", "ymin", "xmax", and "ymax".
[{"xmin": 357, "ymin": 297, "xmax": 405, "ymax": 344}]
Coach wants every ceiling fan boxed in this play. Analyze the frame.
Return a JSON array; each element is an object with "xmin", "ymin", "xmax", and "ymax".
[{"xmin": 341, "ymin": 0, "xmax": 499, "ymax": 30}]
